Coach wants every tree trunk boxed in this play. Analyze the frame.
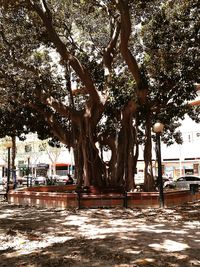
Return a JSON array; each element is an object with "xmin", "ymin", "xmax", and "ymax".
[
  {"xmin": 115, "ymin": 102, "xmax": 137, "ymax": 190},
  {"xmin": 143, "ymin": 110, "xmax": 155, "ymax": 191}
]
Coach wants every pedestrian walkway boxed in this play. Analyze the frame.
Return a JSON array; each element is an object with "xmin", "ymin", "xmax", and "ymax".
[
  {"xmin": 0, "ymin": 184, "xmax": 6, "ymax": 200},
  {"xmin": 0, "ymin": 200, "xmax": 199, "ymax": 266}
]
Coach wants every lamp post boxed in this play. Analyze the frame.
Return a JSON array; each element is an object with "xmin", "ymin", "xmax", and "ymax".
[
  {"xmin": 5, "ymin": 138, "xmax": 13, "ymax": 198},
  {"xmin": 27, "ymin": 156, "xmax": 32, "ymax": 187},
  {"xmin": 27, "ymin": 157, "xmax": 29, "ymax": 187},
  {"xmin": 153, "ymin": 122, "xmax": 164, "ymax": 208}
]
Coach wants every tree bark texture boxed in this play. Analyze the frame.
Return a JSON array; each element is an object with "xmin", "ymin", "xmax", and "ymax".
[{"xmin": 21, "ymin": 0, "xmax": 153, "ymax": 190}]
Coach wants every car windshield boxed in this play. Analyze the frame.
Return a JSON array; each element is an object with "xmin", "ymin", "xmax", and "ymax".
[
  {"xmin": 177, "ymin": 177, "xmax": 186, "ymax": 181},
  {"xmin": 177, "ymin": 176, "xmax": 200, "ymax": 181}
]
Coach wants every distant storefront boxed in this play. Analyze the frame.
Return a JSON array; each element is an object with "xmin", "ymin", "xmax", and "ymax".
[
  {"xmin": 55, "ymin": 163, "xmax": 75, "ymax": 176},
  {"xmin": 18, "ymin": 163, "xmax": 29, "ymax": 177},
  {"xmin": 163, "ymin": 160, "xmax": 200, "ymax": 178},
  {"xmin": 36, "ymin": 163, "xmax": 49, "ymax": 177}
]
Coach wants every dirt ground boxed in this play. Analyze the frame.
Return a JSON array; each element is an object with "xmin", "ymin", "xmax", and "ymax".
[{"xmin": 0, "ymin": 199, "xmax": 200, "ymax": 267}]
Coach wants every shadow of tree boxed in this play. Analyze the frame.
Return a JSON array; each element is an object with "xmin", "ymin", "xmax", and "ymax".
[{"xmin": 0, "ymin": 201, "xmax": 199, "ymax": 266}]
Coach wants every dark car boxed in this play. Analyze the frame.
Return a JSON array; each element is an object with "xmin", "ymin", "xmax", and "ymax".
[
  {"xmin": 66, "ymin": 174, "xmax": 74, "ymax": 185},
  {"xmin": 175, "ymin": 175, "xmax": 200, "ymax": 189},
  {"xmin": 163, "ymin": 177, "xmax": 176, "ymax": 189},
  {"xmin": 154, "ymin": 176, "xmax": 175, "ymax": 189}
]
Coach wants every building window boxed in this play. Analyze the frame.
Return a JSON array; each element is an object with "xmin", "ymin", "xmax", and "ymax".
[
  {"xmin": 39, "ymin": 143, "xmax": 46, "ymax": 151},
  {"xmin": 25, "ymin": 145, "xmax": 32, "ymax": 153}
]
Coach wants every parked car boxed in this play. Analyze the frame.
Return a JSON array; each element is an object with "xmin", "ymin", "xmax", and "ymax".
[
  {"xmin": 18, "ymin": 176, "xmax": 33, "ymax": 186},
  {"xmin": 163, "ymin": 177, "xmax": 176, "ymax": 189},
  {"xmin": 34, "ymin": 176, "xmax": 46, "ymax": 185},
  {"xmin": 56, "ymin": 174, "xmax": 74, "ymax": 185},
  {"xmin": 154, "ymin": 176, "xmax": 176, "ymax": 189},
  {"xmin": 2, "ymin": 176, "xmax": 25, "ymax": 187},
  {"xmin": 54, "ymin": 175, "xmax": 67, "ymax": 184},
  {"xmin": 175, "ymin": 175, "xmax": 200, "ymax": 189}
]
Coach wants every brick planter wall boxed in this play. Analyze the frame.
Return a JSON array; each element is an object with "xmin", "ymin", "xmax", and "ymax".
[
  {"xmin": 7, "ymin": 186, "xmax": 200, "ymax": 209},
  {"xmin": 8, "ymin": 190, "xmax": 77, "ymax": 208},
  {"xmin": 164, "ymin": 190, "xmax": 200, "ymax": 206},
  {"xmin": 24, "ymin": 184, "xmax": 77, "ymax": 192},
  {"xmin": 127, "ymin": 190, "xmax": 200, "ymax": 208},
  {"xmin": 77, "ymin": 193, "xmax": 127, "ymax": 209}
]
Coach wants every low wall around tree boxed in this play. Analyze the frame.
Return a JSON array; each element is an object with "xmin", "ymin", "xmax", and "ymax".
[{"xmin": 7, "ymin": 185, "xmax": 200, "ymax": 209}]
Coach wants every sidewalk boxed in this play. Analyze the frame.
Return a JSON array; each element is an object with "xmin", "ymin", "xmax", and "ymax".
[
  {"xmin": 0, "ymin": 185, "xmax": 6, "ymax": 201},
  {"xmin": 0, "ymin": 200, "xmax": 200, "ymax": 267}
]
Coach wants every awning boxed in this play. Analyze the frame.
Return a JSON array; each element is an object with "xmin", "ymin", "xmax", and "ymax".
[{"xmin": 54, "ymin": 163, "xmax": 71, "ymax": 166}]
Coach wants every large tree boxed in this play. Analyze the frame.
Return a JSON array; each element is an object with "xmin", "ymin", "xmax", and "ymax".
[{"xmin": 0, "ymin": 0, "xmax": 199, "ymax": 191}]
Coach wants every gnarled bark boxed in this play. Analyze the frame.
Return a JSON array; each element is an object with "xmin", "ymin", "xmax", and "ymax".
[
  {"xmin": 115, "ymin": 101, "xmax": 137, "ymax": 190},
  {"xmin": 143, "ymin": 108, "xmax": 155, "ymax": 191}
]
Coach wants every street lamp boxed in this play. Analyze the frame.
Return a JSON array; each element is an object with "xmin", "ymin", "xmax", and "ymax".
[
  {"xmin": 5, "ymin": 138, "xmax": 13, "ymax": 198},
  {"xmin": 27, "ymin": 156, "xmax": 32, "ymax": 187},
  {"xmin": 153, "ymin": 122, "xmax": 164, "ymax": 208}
]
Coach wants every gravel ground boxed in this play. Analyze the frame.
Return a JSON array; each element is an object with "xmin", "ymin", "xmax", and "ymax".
[{"xmin": 0, "ymin": 199, "xmax": 200, "ymax": 267}]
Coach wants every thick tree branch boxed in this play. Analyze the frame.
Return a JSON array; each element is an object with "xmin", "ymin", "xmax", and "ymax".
[
  {"xmin": 103, "ymin": 20, "xmax": 121, "ymax": 75},
  {"xmin": 34, "ymin": 88, "xmax": 81, "ymax": 125},
  {"xmin": 27, "ymin": 0, "xmax": 101, "ymax": 104},
  {"xmin": 116, "ymin": 1, "xmax": 141, "ymax": 84},
  {"xmin": 29, "ymin": 102, "xmax": 72, "ymax": 146},
  {"xmin": 116, "ymin": 0, "xmax": 148, "ymax": 103}
]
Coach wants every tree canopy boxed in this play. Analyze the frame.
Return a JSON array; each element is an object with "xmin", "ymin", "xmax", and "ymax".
[{"xmin": 0, "ymin": 0, "xmax": 199, "ymax": 190}]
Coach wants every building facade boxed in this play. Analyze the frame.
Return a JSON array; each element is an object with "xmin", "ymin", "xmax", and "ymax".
[
  {"xmin": 161, "ymin": 86, "xmax": 200, "ymax": 178},
  {"xmin": 0, "ymin": 134, "xmax": 74, "ymax": 182},
  {"xmin": 136, "ymin": 86, "xmax": 200, "ymax": 180}
]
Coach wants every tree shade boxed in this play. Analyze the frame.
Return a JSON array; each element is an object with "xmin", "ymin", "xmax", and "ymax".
[{"xmin": 0, "ymin": 0, "xmax": 199, "ymax": 191}]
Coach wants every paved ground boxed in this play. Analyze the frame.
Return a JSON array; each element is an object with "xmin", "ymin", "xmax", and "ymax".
[{"xmin": 0, "ymin": 199, "xmax": 200, "ymax": 267}]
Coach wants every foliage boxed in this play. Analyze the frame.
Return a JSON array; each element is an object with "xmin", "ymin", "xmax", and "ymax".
[
  {"xmin": 133, "ymin": 0, "xmax": 200, "ymax": 144},
  {"xmin": 0, "ymin": 0, "xmax": 199, "ymax": 190}
]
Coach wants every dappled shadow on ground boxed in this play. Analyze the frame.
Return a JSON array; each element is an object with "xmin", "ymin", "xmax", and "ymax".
[{"xmin": 0, "ymin": 201, "xmax": 200, "ymax": 267}]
